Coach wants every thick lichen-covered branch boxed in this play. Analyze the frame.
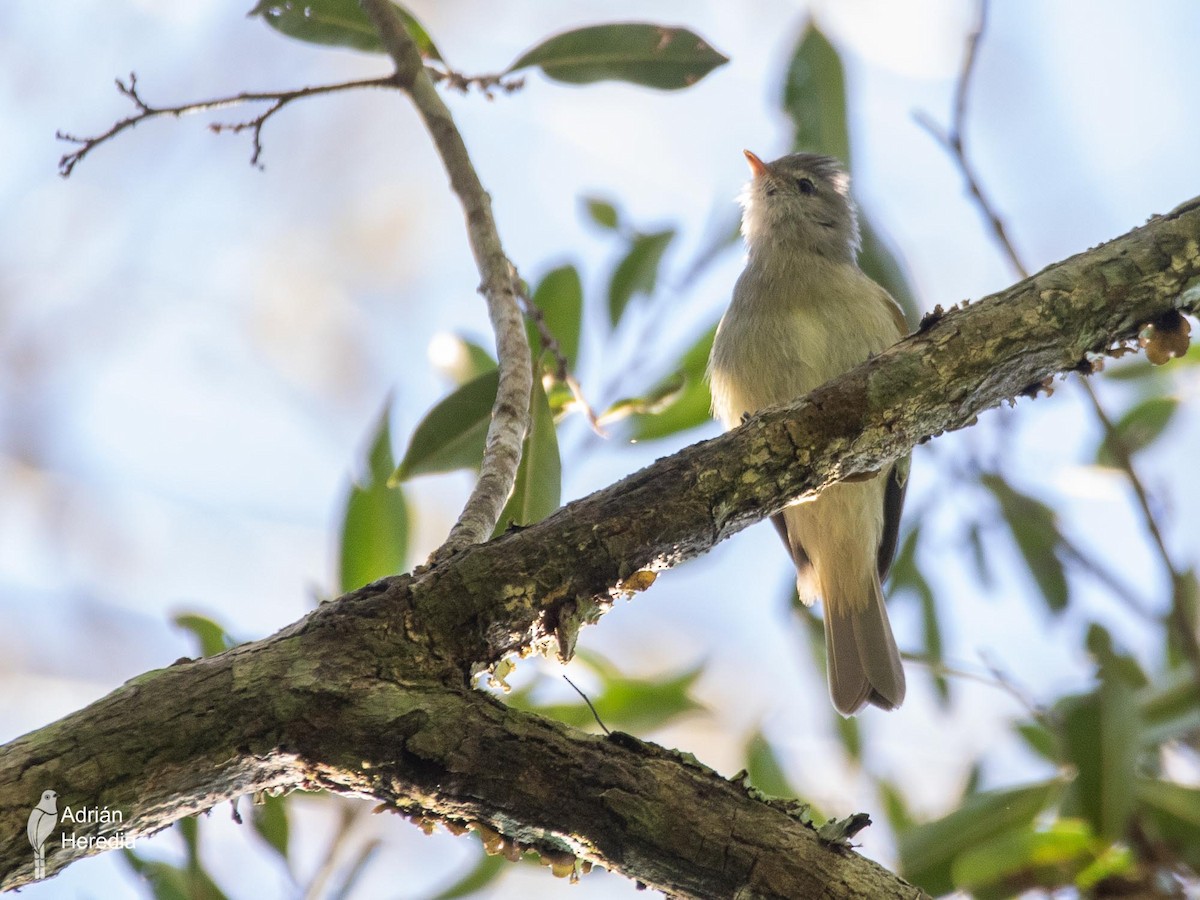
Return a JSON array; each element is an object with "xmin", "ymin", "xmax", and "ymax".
[
  {"xmin": 361, "ymin": 0, "xmax": 532, "ymax": 555},
  {"xmin": 1, "ymin": 197, "xmax": 1197, "ymax": 895}
]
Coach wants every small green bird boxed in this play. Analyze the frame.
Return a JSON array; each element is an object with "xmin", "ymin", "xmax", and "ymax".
[{"xmin": 709, "ymin": 150, "xmax": 909, "ymax": 715}]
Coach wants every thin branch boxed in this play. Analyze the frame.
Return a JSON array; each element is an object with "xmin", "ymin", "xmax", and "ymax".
[
  {"xmin": 563, "ymin": 675, "xmax": 610, "ymax": 735},
  {"xmin": 918, "ymin": 0, "xmax": 1200, "ymax": 682},
  {"xmin": 913, "ymin": 0, "xmax": 1027, "ymax": 279},
  {"xmin": 427, "ymin": 67, "xmax": 525, "ymax": 97},
  {"xmin": 56, "ymin": 72, "xmax": 400, "ymax": 176},
  {"xmin": 1078, "ymin": 378, "xmax": 1200, "ymax": 680},
  {"xmin": 359, "ymin": 0, "xmax": 532, "ymax": 558}
]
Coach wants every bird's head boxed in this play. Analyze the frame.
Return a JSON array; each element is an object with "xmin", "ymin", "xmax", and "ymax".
[{"xmin": 739, "ymin": 150, "xmax": 860, "ymax": 261}]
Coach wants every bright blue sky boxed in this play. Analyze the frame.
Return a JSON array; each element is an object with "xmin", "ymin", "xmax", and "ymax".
[{"xmin": 4, "ymin": 1, "xmax": 1200, "ymax": 897}]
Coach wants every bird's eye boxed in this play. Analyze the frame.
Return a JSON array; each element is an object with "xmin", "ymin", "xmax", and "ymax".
[{"xmin": 796, "ymin": 177, "xmax": 816, "ymax": 195}]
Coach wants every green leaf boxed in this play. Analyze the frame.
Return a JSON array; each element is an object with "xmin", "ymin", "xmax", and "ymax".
[
  {"xmin": 599, "ymin": 373, "xmax": 687, "ymax": 426},
  {"xmin": 899, "ymin": 780, "xmax": 1062, "ymax": 897},
  {"xmin": 430, "ymin": 334, "xmax": 496, "ymax": 387},
  {"xmin": 965, "ymin": 519, "xmax": 993, "ymax": 588},
  {"xmin": 980, "ymin": 474, "xmax": 1070, "ymax": 613},
  {"xmin": 392, "ymin": 370, "xmax": 500, "ymax": 482},
  {"xmin": 781, "ymin": 22, "xmax": 850, "ymax": 164},
  {"xmin": 1096, "ymin": 396, "xmax": 1178, "ymax": 466},
  {"xmin": 428, "ymin": 849, "xmax": 508, "ymax": 899},
  {"xmin": 1059, "ymin": 679, "xmax": 1139, "ymax": 840},
  {"xmin": 859, "ymin": 216, "xmax": 919, "ymax": 328},
  {"xmin": 878, "ymin": 780, "xmax": 915, "ymax": 836},
  {"xmin": 950, "ymin": 819, "xmax": 1104, "ymax": 898},
  {"xmin": 248, "ymin": 0, "xmax": 442, "ymax": 60},
  {"xmin": 532, "ymin": 265, "xmax": 584, "ymax": 365},
  {"xmin": 1015, "ymin": 721, "xmax": 1060, "ymax": 763},
  {"xmin": 583, "ymin": 197, "xmax": 620, "ymax": 230},
  {"xmin": 608, "ymin": 229, "xmax": 674, "ymax": 325},
  {"xmin": 1139, "ymin": 665, "xmax": 1200, "ymax": 747},
  {"xmin": 889, "ymin": 527, "xmax": 948, "ymax": 704},
  {"xmin": 340, "ymin": 405, "xmax": 409, "ymax": 592},
  {"xmin": 121, "ymin": 851, "xmax": 192, "ymax": 900},
  {"xmin": 173, "ymin": 613, "xmax": 236, "ymax": 658},
  {"xmin": 121, "ymin": 817, "xmax": 230, "ymax": 900},
  {"xmin": 1136, "ymin": 777, "xmax": 1200, "ymax": 869},
  {"xmin": 507, "ymin": 23, "xmax": 729, "ymax": 90},
  {"xmin": 515, "ymin": 655, "xmax": 705, "ymax": 733},
  {"xmin": 493, "ymin": 373, "xmax": 561, "ymax": 535},
  {"xmin": 251, "ymin": 795, "xmax": 289, "ymax": 860},
  {"xmin": 744, "ymin": 729, "xmax": 797, "ymax": 798},
  {"xmin": 628, "ymin": 323, "xmax": 716, "ymax": 440},
  {"xmin": 834, "ymin": 712, "xmax": 862, "ymax": 763}
]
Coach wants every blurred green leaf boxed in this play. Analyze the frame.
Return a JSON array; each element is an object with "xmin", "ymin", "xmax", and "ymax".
[
  {"xmin": 122, "ymin": 816, "xmax": 229, "ymax": 900},
  {"xmin": 980, "ymin": 474, "xmax": 1070, "ymax": 613},
  {"xmin": 1015, "ymin": 721, "xmax": 1060, "ymax": 763},
  {"xmin": 1136, "ymin": 777, "xmax": 1200, "ymax": 869},
  {"xmin": 121, "ymin": 853, "xmax": 196, "ymax": 900},
  {"xmin": 248, "ymin": 0, "xmax": 441, "ymax": 59},
  {"xmin": 781, "ymin": 22, "xmax": 849, "ymax": 164},
  {"xmin": 599, "ymin": 372, "xmax": 687, "ymax": 426},
  {"xmin": 965, "ymin": 519, "xmax": 993, "ymax": 588},
  {"xmin": 173, "ymin": 613, "xmax": 236, "ymax": 658},
  {"xmin": 392, "ymin": 370, "xmax": 500, "ymax": 482},
  {"xmin": 428, "ymin": 848, "xmax": 508, "ymax": 899},
  {"xmin": 950, "ymin": 819, "xmax": 1110, "ymax": 899},
  {"xmin": 628, "ymin": 323, "xmax": 716, "ymax": 440},
  {"xmin": 889, "ymin": 527, "xmax": 949, "ymax": 705},
  {"xmin": 878, "ymin": 779, "xmax": 915, "ymax": 836},
  {"xmin": 340, "ymin": 405, "xmax": 409, "ymax": 592},
  {"xmin": 744, "ymin": 729, "xmax": 796, "ymax": 798},
  {"xmin": 532, "ymin": 265, "xmax": 584, "ymax": 365},
  {"xmin": 860, "ymin": 216, "xmax": 919, "ymax": 328},
  {"xmin": 608, "ymin": 229, "xmax": 674, "ymax": 325},
  {"xmin": 516, "ymin": 655, "xmax": 704, "ymax": 733},
  {"xmin": 432, "ymin": 334, "xmax": 496, "ymax": 387},
  {"xmin": 507, "ymin": 23, "xmax": 729, "ymax": 90},
  {"xmin": 583, "ymin": 197, "xmax": 620, "ymax": 230},
  {"xmin": 251, "ymin": 794, "xmax": 289, "ymax": 861},
  {"xmin": 834, "ymin": 711, "xmax": 862, "ymax": 763},
  {"xmin": 1139, "ymin": 665, "xmax": 1200, "ymax": 746},
  {"xmin": 1085, "ymin": 622, "xmax": 1148, "ymax": 688},
  {"xmin": 899, "ymin": 780, "xmax": 1062, "ymax": 896},
  {"xmin": 1059, "ymin": 674, "xmax": 1140, "ymax": 840},
  {"xmin": 494, "ymin": 373, "xmax": 561, "ymax": 535},
  {"xmin": 1095, "ymin": 396, "xmax": 1178, "ymax": 467}
]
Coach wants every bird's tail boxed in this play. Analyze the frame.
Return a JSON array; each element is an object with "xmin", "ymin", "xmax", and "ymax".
[{"xmin": 823, "ymin": 573, "xmax": 905, "ymax": 716}]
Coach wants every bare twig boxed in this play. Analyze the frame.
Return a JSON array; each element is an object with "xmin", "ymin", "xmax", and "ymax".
[
  {"xmin": 563, "ymin": 675, "xmax": 610, "ymax": 735},
  {"xmin": 56, "ymin": 72, "xmax": 400, "ymax": 176},
  {"xmin": 920, "ymin": 0, "xmax": 1200, "ymax": 684},
  {"xmin": 1078, "ymin": 378, "xmax": 1200, "ymax": 679},
  {"xmin": 359, "ymin": 0, "xmax": 532, "ymax": 558},
  {"xmin": 428, "ymin": 67, "xmax": 525, "ymax": 98},
  {"xmin": 913, "ymin": 0, "xmax": 1027, "ymax": 279}
]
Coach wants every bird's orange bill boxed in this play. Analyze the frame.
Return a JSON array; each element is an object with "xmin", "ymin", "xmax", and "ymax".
[{"xmin": 743, "ymin": 149, "xmax": 769, "ymax": 178}]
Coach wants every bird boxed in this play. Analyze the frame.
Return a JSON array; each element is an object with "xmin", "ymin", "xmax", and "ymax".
[
  {"xmin": 708, "ymin": 150, "xmax": 909, "ymax": 715},
  {"xmin": 27, "ymin": 789, "xmax": 59, "ymax": 880}
]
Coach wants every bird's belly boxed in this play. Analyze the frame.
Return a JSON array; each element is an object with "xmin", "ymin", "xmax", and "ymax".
[{"xmin": 710, "ymin": 301, "xmax": 887, "ymax": 426}]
